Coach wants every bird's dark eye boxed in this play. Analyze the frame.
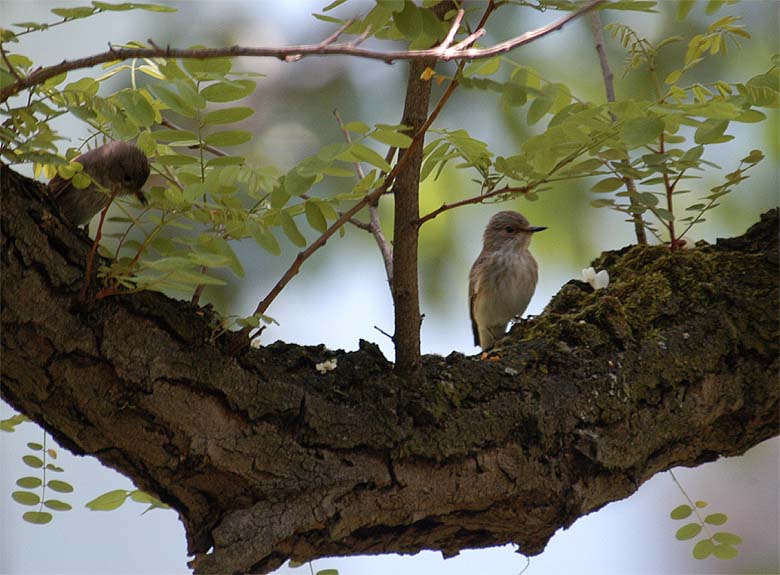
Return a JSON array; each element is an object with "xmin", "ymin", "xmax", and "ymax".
[
  {"xmin": 504, "ymin": 226, "xmax": 515, "ymax": 233},
  {"xmin": 123, "ymin": 175, "xmax": 134, "ymax": 183}
]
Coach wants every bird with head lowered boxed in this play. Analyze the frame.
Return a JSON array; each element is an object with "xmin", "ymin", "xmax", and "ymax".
[{"xmin": 48, "ymin": 140, "xmax": 150, "ymax": 227}]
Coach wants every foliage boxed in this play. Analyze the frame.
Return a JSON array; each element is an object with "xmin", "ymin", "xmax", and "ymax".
[
  {"xmin": 669, "ymin": 471, "xmax": 743, "ymax": 561},
  {"xmin": 86, "ymin": 488, "xmax": 170, "ymax": 514},
  {"xmin": 8, "ymin": 432, "xmax": 73, "ymax": 525}
]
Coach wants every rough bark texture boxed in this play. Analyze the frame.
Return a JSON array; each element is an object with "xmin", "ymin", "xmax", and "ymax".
[{"xmin": 1, "ymin": 163, "xmax": 778, "ymax": 574}]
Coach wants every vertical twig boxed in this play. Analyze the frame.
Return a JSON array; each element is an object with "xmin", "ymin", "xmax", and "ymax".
[
  {"xmin": 333, "ymin": 109, "xmax": 394, "ymax": 285},
  {"xmin": 589, "ymin": 10, "xmax": 647, "ymax": 245}
]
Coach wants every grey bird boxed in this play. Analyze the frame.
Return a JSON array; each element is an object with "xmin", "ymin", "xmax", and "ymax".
[
  {"xmin": 469, "ymin": 210, "xmax": 546, "ymax": 350},
  {"xmin": 48, "ymin": 141, "xmax": 150, "ymax": 226}
]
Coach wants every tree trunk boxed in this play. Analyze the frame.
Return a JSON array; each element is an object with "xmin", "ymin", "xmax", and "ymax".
[{"xmin": 2, "ymin": 164, "xmax": 777, "ymax": 574}]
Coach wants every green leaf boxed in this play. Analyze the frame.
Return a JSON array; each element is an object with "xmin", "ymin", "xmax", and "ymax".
[
  {"xmin": 93, "ymin": 2, "xmax": 176, "ymax": 12},
  {"xmin": 347, "ymin": 143, "xmax": 392, "ymax": 171},
  {"xmin": 200, "ymin": 80, "xmax": 255, "ymax": 103},
  {"xmin": 12, "ymin": 491, "xmax": 41, "ymax": 506},
  {"xmin": 323, "ymin": 0, "xmax": 349, "ymax": 10},
  {"xmin": 280, "ymin": 212, "xmax": 307, "ymax": 247},
  {"xmin": 206, "ymin": 156, "xmax": 245, "ymax": 167},
  {"xmin": 343, "ymin": 121, "xmax": 370, "ymax": 134},
  {"xmin": 22, "ymin": 455, "xmax": 43, "ymax": 468},
  {"xmin": 677, "ymin": 0, "xmax": 696, "ymax": 20},
  {"xmin": 117, "ymin": 90, "xmax": 155, "ymax": 127},
  {"xmin": 694, "ymin": 119, "xmax": 730, "ymax": 144},
  {"xmin": 152, "ymin": 129, "xmax": 198, "ymax": 143},
  {"xmin": 664, "ymin": 69, "xmax": 682, "ymax": 85},
  {"xmin": 591, "ymin": 177, "xmax": 624, "ymax": 193},
  {"xmin": 129, "ymin": 490, "xmax": 157, "ymax": 504},
  {"xmin": 590, "ymin": 198, "xmax": 615, "ymax": 208},
  {"xmin": 675, "ymin": 522, "xmax": 703, "ymax": 540},
  {"xmin": 150, "ymin": 84, "xmax": 195, "ymax": 118},
  {"xmin": 183, "ymin": 53, "xmax": 232, "ymax": 79},
  {"xmin": 0, "ymin": 414, "xmax": 28, "ymax": 432},
  {"xmin": 23, "ymin": 511, "xmax": 52, "ymax": 525},
  {"xmin": 712, "ymin": 544, "xmax": 739, "ymax": 560},
  {"xmin": 704, "ymin": 513, "xmax": 728, "ymax": 525},
  {"xmin": 735, "ymin": 109, "xmax": 766, "ymax": 123},
  {"xmin": 621, "ymin": 116, "xmax": 664, "ymax": 148},
  {"xmin": 695, "ymin": 500, "xmax": 708, "ymax": 508},
  {"xmin": 369, "ymin": 128, "xmax": 413, "ymax": 148},
  {"xmin": 527, "ymin": 97, "xmax": 553, "ymax": 126},
  {"xmin": 86, "ymin": 489, "xmax": 129, "ymax": 511},
  {"xmin": 638, "ymin": 192, "xmax": 659, "ymax": 206},
  {"xmin": 393, "ymin": 1, "xmax": 422, "ymax": 39},
  {"xmin": 741, "ymin": 149, "xmax": 764, "ymax": 164},
  {"xmin": 156, "ymin": 154, "xmax": 199, "ymax": 166},
  {"xmin": 204, "ymin": 130, "xmax": 252, "ymax": 147},
  {"xmin": 250, "ymin": 222, "xmax": 281, "ymax": 256},
  {"xmin": 692, "ymin": 538, "xmax": 715, "ymax": 560},
  {"xmin": 199, "ymin": 236, "xmax": 245, "ymax": 278},
  {"xmin": 47, "ymin": 480, "xmax": 74, "ymax": 493},
  {"xmin": 315, "ymin": 570, "xmax": 340, "ymax": 575},
  {"xmin": 16, "ymin": 477, "xmax": 42, "ymax": 489},
  {"xmin": 202, "ymin": 106, "xmax": 255, "ymax": 125},
  {"xmin": 284, "ymin": 170, "xmax": 317, "ymax": 197},
  {"xmin": 51, "ymin": 7, "xmax": 97, "ymax": 19},
  {"xmin": 304, "ymin": 201, "xmax": 327, "ymax": 233},
  {"xmin": 26, "ymin": 442, "xmax": 43, "ymax": 450},
  {"xmin": 712, "ymin": 532, "xmax": 743, "ymax": 545},
  {"xmin": 464, "ymin": 57, "xmax": 501, "ymax": 77},
  {"xmin": 44, "ymin": 499, "xmax": 72, "ymax": 511}
]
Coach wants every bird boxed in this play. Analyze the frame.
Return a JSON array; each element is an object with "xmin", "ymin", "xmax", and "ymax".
[
  {"xmin": 47, "ymin": 140, "xmax": 150, "ymax": 226},
  {"xmin": 469, "ymin": 210, "xmax": 546, "ymax": 350}
]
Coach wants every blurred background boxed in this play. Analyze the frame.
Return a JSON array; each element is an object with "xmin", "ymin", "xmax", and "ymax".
[{"xmin": 1, "ymin": 1, "xmax": 777, "ymax": 574}]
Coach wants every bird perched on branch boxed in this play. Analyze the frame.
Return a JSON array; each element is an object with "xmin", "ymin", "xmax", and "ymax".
[
  {"xmin": 469, "ymin": 210, "xmax": 546, "ymax": 350},
  {"xmin": 48, "ymin": 140, "xmax": 150, "ymax": 226}
]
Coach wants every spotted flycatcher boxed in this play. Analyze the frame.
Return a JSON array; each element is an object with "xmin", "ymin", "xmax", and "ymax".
[
  {"xmin": 48, "ymin": 141, "xmax": 150, "ymax": 226},
  {"xmin": 469, "ymin": 210, "xmax": 546, "ymax": 350}
]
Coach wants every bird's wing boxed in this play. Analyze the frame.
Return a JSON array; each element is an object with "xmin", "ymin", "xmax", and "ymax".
[{"xmin": 468, "ymin": 265, "xmax": 481, "ymax": 347}]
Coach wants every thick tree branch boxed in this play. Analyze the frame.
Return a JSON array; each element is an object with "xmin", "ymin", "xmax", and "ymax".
[
  {"xmin": 0, "ymin": 0, "xmax": 603, "ymax": 103},
  {"xmin": 2, "ymin": 166, "xmax": 777, "ymax": 575}
]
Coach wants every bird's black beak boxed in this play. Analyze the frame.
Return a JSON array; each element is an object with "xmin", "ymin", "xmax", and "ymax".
[
  {"xmin": 529, "ymin": 226, "xmax": 546, "ymax": 233},
  {"xmin": 134, "ymin": 190, "xmax": 148, "ymax": 207}
]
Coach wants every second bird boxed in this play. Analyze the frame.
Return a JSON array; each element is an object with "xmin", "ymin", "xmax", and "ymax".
[
  {"xmin": 48, "ymin": 140, "xmax": 150, "ymax": 226},
  {"xmin": 469, "ymin": 210, "xmax": 546, "ymax": 350}
]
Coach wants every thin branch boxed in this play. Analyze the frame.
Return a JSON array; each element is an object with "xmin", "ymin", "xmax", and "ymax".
[
  {"xmin": 333, "ymin": 108, "xmax": 394, "ymax": 285},
  {"xmin": 0, "ymin": 0, "xmax": 604, "ymax": 103},
  {"xmin": 440, "ymin": 9, "xmax": 465, "ymax": 50},
  {"xmin": 0, "ymin": 44, "xmax": 22, "ymax": 80},
  {"xmin": 589, "ymin": 9, "xmax": 647, "ymax": 245},
  {"xmin": 418, "ymin": 184, "xmax": 529, "ymax": 226}
]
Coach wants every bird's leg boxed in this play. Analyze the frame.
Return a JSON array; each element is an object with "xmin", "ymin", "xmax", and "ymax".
[{"xmin": 79, "ymin": 190, "xmax": 119, "ymax": 301}]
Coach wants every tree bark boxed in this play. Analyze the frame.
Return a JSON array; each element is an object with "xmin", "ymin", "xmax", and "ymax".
[{"xmin": 1, "ymin": 164, "xmax": 778, "ymax": 574}]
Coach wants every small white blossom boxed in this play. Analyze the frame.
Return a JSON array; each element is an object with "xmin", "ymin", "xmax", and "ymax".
[
  {"xmin": 250, "ymin": 338, "xmax": 263, "ymax": 349},
  {"xmin": 580, "ymin": 267, "xmax": 610, "ymax": 291},
  {"xmin": 315, "ymin": 359, "xmax": 338, "ymax": 374}
]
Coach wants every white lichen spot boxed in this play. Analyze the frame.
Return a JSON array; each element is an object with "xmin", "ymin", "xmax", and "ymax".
[
  {"xmin": 315, "ymin": 359, "xmax": 338, "ymax": 374},
  {"xmin": 250, "ymin": 338, "xmax": 262, "ymax": 349},
  {"xmin": 581, "ymin": 267, "xmax": 610, "ymax": 290},
  {"xmin": 504, "ymin": 367, "xmax": 519, "ymax": 376}
]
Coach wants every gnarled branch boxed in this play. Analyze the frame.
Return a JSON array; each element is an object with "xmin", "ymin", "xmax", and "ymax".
[{"xmin": 1, "ymin": 165, "xmax": 777, "ymax": 574}]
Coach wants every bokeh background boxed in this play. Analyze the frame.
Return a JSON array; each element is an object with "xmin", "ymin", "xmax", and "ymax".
[{"xmin": 1, "ymin": 1, "xmax": 778, "ymax": 574}]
